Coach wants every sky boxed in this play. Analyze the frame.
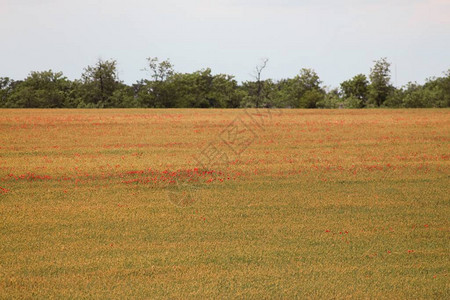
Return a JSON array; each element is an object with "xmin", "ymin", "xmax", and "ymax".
[{"xmin": 1, "ymin": 0, "xmax": 449, "ymax": 88}]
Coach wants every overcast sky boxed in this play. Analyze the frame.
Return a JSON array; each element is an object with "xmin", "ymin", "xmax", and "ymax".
[{"xmin": 1, "ymin": 0, "xmax": 449, "ymax": 88}]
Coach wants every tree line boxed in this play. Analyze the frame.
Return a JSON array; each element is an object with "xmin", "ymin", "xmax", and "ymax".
[{"xmin": 1, "ymin": 57, "xmax": 449, "ymax": 108}]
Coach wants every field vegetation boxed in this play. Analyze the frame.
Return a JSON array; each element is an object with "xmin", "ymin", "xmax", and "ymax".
[{"xmin": 0, "ymin": 109, "xmax": 449, "ymax": 298}]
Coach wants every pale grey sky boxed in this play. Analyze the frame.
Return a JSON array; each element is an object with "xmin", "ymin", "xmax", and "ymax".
[{"xmin": 1, "ymin": 0, "xmax": 449, "ymax": 88}]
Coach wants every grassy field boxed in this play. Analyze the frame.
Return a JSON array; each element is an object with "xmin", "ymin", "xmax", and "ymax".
[{"xmin": 0, "ymin": 109, "xmax": 449, "ymax": 298}]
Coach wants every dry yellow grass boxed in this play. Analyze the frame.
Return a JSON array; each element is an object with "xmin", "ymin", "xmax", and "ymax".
[{"xmin": 0, "ymin": 109, "xmax": 449, "ymax": 298}]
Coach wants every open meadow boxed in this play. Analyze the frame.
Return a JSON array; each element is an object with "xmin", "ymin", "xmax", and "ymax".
[{"xmin": 0, "ymin": 109, "xmax": 449, "ymax": 298}]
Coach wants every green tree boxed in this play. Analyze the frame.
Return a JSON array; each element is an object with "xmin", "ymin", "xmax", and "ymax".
[
  {"xmin": 384, "ymin": 88, "xmax": 404, "ymax": 108},
  {"xmin": 368, "ymin": 58, "xmax": 393, "ymax": 107},
  {"xmin": 340, "ymin": 74, "xmax": 369, "ymax": 108},
  {"xmin": 241, "ymin": 79, "xmax": 275, "ymax": 108},
  {"xmin": 317, "ymin": 88, "xmax": 342, "ymax": 108},
  {"xmin": 145, "ymin": 57, "xmax": 174, "ymax": 82},
  {"xmin": 252, "ymin": 58, "xmax": 269, "ymax": 108},
  {"xmin": 81, "ymin": 59, "xmax": 120, "ymax": 107},
  {"xmin": 110, "ymin": 84, "xmax": 139, "ymax": 108},
  {"xmin": 0, "ymin": 77, "xmax": 15, "ymax": 107},
  {"xmin": 301, "ymin": 69, "xmax": 324, "ymax": 108},
  {"xmin": 422, "ymin": 70, "xmax": 450, "ymax": 108},
  {"xmin": 400, "ymin": 82, "xmax": 428, "ymax": 108},
  {"xmin": 167, "ymin": 69, "xmax": 241, "ymax": 108},
  {"xmin": 138, "ymin": 57, "xmax": 175, "ymax": 107},
  {"xmin": 269, "ymin": 79, "xmax": 293, "ymax": 108},
  {"xmin": 208, "ymin": 73, "xmax": 241, "ymax": 108},
  {"xmin": 8, "ymin": 71, "xmax": 73, "ymax": 108},
  {"xmin": 169, "ymin": 70, "xmax": 210, "ymax": 108},
  {"xmin": 274, "ymin": 68, "xmax": 324, "ymax": 108}
]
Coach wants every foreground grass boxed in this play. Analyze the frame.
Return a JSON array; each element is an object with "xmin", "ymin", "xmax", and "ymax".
[{"xmin": 0, "ymin": 109, "xmax": 449, "ymax": 298}]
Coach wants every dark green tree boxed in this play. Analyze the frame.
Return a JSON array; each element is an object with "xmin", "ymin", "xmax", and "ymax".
[
  {"xmin": 138, "ymin": 57, "xmax": 175, "ymax": 107},
  {"xmin": 317, "ymin": 88, "xmax": 342, "ymax": 108},
  {"xmin": 422, "ymin": 70, "xmax": 450, "ymax": 108},
  {"xmin": 110, "ymin": 83, "xmax": 139, "ymax": 108},
  {"xmin": 401, "ymin": 82, "xmax": 429, "ymax": 108},
  {"xmin": 368, "ymin": 58, "xmax": 393, "ymax": 107},
  {"xmin": 274, "ymin": 68, "xmax": 324, "ymax": 108},
  {"xmin": 8, "ymin": 71, "xmax": 73, "ymax": 108},
  {"xmin": 340, "ymin": 74, "xmax": 369, "ymax": 108},
  {"xmin": 81, "ymin": 59, "xmax": 120, "ymax": 107},
  {"xmin": 241, "ymin": 79, "xmax": 274, "ymax": 108},
  {"xmin": 210, "ymin": 73, "xmax": 242, "ymax": 108},
  {"xmin": 253, "ymin": 58, "xmax": 269, "ymax": 108},
  {"xmin": 168, "ymin": 68, "xmax": 241, "ymax": 108},
  {"xmin": 0, "ymin": 77, "xmax": 15, "ymax": 107},
  {"xmin": 169, "ymin": 70, "xmax": 210, "ymax": 108},
  {"xmin": 297, "ymin": 68, "xmax": 324, "ymax": 108},
  {"xmin": 145, "ymin": 57, "xmax": 174, "ymax": 82}
]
